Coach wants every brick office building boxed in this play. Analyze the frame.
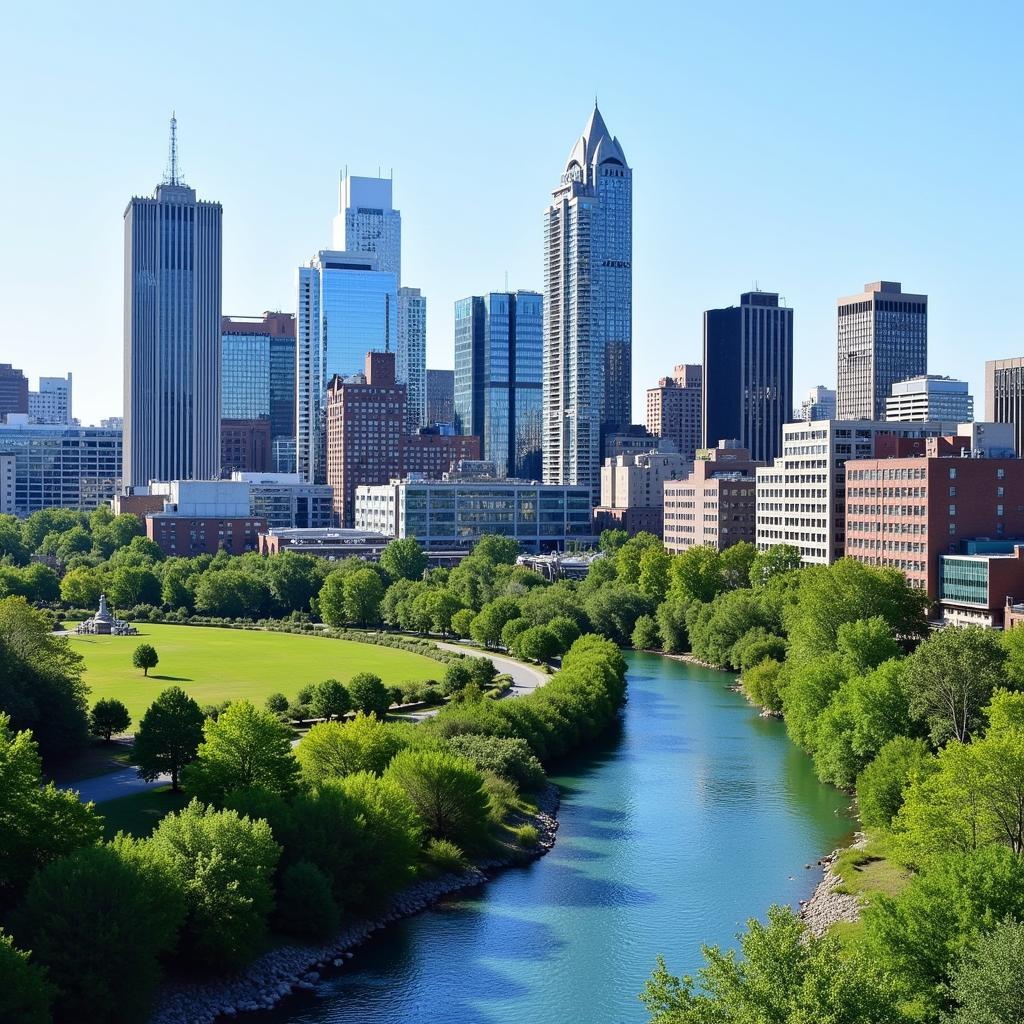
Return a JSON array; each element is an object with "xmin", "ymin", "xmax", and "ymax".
[
  {"xmin": 844, "ymin": 436, "xmax": 1024, "ymax": 601},
  {"xmin": 400, "ymin": 429, "xmax": 480, "ymax": 479},
  {"xmin": 220, "ymin": 418, "xmax": 272, "ymax": 473}
]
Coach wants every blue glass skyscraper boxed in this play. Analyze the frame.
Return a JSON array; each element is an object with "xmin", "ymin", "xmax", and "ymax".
[{"xmin": 454, "ymin": 291, "xmax": 542, "ymax": 479}]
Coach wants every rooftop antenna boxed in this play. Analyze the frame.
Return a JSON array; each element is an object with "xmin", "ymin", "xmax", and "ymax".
[
  {"xmin": 505, "ymin": 270, "xmax": 509, "ymax": 292},
  {"xmin": 163, "ymin": 112, "xmax": 182, "ymax": 186}
]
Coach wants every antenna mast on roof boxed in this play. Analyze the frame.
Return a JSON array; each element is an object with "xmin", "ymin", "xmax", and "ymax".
[{"xmin": 163, "ymin": 112, "xmax": 182, "ymax": 186}]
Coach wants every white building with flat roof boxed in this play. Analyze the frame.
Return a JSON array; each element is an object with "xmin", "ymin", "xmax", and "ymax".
[{"xmin": 885, "ymin": 375, "xmax": 974, "ymax": 423}]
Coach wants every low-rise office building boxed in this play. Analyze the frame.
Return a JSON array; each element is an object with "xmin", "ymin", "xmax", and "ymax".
[
  {"xmin": 144, "ymin": 480, "xmax": 265, "ymax": 556},
  {"xmin": 231, "ymin": 472, "xmax": 333, "ymax": 530},
  {"xmin": 258, "ymin": 527, "xmax": 392, "ymax": 560},
  {"xmin": 939, "ymin": 543, "xmax": 1024, "ymax": 628},
  {"xmin": 594, "ymin": 449, "xmax": 692, "ymax": 538},
  {"xmin": 354, "ymin": 472, "xmax": 593, "ymax": 552},
  {"xmin": 662, "ymin": 442, "xmax": 760, "ymax": 553},
  {"xmin": 885, "ymin": 375, "xmax": 974, "ymax": 423},
  {"xmin": 400, "ymin": 429, "xmax": 481, "ymax": 480}
]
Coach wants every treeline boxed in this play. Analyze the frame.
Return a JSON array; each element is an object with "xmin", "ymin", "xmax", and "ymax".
[{"xmin": 0, "ymin": 628, "xmax": 627, "ymax": 1024}]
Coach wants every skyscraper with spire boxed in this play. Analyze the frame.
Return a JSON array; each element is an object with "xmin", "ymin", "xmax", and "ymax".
[
  {"xmin": 542, "ymin": 104, "xmax": 632, "ymax": 498},
  {"xmin": 123, "ymin": 115, "xmax": 222, "ymax": 485}
]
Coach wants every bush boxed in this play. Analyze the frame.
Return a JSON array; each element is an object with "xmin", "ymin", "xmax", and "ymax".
[
  {"xmin": 742, "ymin": 659, "xmax": 784, "ymax": 714},
  {"xmin": 445, "ymin": 733, "xmax": 545, "ymax": 790},
  {"xmin": 265, "ymin": 692, "xmax": 289, "ymax": 715},
  {"xmin": 275, "ymin": 861, "xmax": 340, "ymax": 940},
  {"xmin": 482, "ymin": 772, "xmax": 518, "ymax": 824},
  {"xmin": 512, "ymin": 823, "xmax": 539, "ymax": 848},
  {"xmin": 424, "ymin": 837, "xmax": 468, "ymax": 874},
  {"xmin": 441, "ymin": 661, "xmax": 473, "ymax": 697},
  {"xmin": 856, "ymin": 736, "xmax": 933, "ymax": 829},
  {"xmin": 347, "ymin": 672, "xmax": 392, "ymax": 719},
  {"xmin": 296, "ymin": 714, "xmax": 410, "ymax": 783}
]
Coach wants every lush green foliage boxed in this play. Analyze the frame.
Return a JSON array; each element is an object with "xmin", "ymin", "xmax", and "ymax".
[
  {"xmin": 89, "ymin": 697, "xmax": 131, "ymax": 740},
  {"xmin": 132, "ymin": 642, "xmax": 159, "ymax": 675},
  {"xmin": 296, "ymin": 714, "xmax": 411, "ymax": 783},
  {"xmin": 944, "ymin": 919, "xmax": 1024, "ymax": 1024},
  {"xmin": 132, "ymin": 686, "xmax": 206, "ymax": 792},
  {"xmin": 0, "ymin": 928, "xmax": 53, "ymax": 1024}
]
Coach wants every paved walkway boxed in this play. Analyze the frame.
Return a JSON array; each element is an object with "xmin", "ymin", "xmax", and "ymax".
[{"xmin": 433, "ymin": 641, "xmax": 548, "ymax": 697}]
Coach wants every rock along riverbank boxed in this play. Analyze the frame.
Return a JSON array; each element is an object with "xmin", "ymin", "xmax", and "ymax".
[
  {"xmin": 798, "ymin": 831, "xmax": 867, "ymax": 937},
  {"xmin": 149, "ymin": 784, "xmax": 560, "ymax": 1024}
]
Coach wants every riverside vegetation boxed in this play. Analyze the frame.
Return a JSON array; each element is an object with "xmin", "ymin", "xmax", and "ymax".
[{"xmin": 2, "ymin": 512, "xmax": 1022, "ymax": 1021}]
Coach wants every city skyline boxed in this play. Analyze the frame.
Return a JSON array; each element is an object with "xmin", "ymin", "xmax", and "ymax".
[{"xmin": 3, "ymin": 3, "xmax": 1021, "ymax": 428}]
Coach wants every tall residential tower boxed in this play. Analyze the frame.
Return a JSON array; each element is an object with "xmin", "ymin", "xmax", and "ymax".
[
  {"xmin": 836, "ymin": 281, "xmax": 927, "ymax": 420},
  {"xmin": 123, "ymin": 116, "xmax": 222, "ymax": 485},
  {"xmin": 542, "ymin": 104, "xmax": 632, "ymax": 497}
]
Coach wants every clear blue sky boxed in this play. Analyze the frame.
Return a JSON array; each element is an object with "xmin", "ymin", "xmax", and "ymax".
[{"xmin": 2, "ymin": 1, "xmax": 1021, "ymax": 427}]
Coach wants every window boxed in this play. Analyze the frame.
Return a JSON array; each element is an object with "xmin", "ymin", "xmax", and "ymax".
[
  {"xmin": 949, "ymin": 486, "xmax": 956, "ymax": 497},
  {"xmin": 998, "ymin": 468, "xmax": 1006, "ymax": 479},
  {"xmin": 998, "ymin": 486, "xmax": 1005, "ymax": 497},
  {"xmin": 949, "ymin": 504, "xmax": 956, "ymax": 516},
  {"xmin": 998, "ymin": 504, "xmax": 1004, "ymax": 517},
  {"xmin": 949, "ymin": 468, "xmax": 957, "ymax": 480}
]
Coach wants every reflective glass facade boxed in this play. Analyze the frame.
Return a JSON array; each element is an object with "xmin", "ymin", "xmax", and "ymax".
[
  {"xmin": 940, "ymin": 556, "xmax": 989, "ymax": 605},
  {"xmin": 222, "ymin": 334, "xmax": 270, "ymax": 420},
  {"xmin": 454, "ymin": 291, "xmax": 542, "ymax": 479}
]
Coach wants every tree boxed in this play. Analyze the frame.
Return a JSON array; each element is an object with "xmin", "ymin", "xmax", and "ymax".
[
  {"xmin": 347, "ymin": 672, "xmax": 393, "ymax": 718},
  {"xmin": 856, "ymin": 736, "xmax": 933, "ymax": 829},
  {"xmin": 59, "ymin": 565, "xmax": 104, "ymax": 608},
  {"xmin": 107, "ymin": 535, "xmax": 165, "ymax": 567},
  {"xmin": 446, "ymin": 733, "xmax": 545, "ymax": 790},
  {"xmin": 132, "ymin": 686, "xmax": 205, "ymax": 793},
  {"xmin": 511, "ymin": 624, "xmax": 559, "ymax": 663},
  {"xmin": 0, "ymin": 929, "xmax": 53, "ymax": 1024},
  {"xmin": 472, "ymin": 534, "xmax": 520, "ymax": 565},
  {"xmin": 451, "ymin": 607, "xmax": 476, "ymax": 638},
  {"xmin": 410, "ymin": 587, "xmax": 463, "ymax": 635},
  {"xmin": 132, "ymin": 642, "xmax": 158, "ymax": 676},
  {"xmin": 265, "ymin": 691, "xmax": 289, "ymax": 715},
  {"xmin": 780, "ymin": 653, "xmax": 847, "ymax": 752},
  {"xmin": 441, "ymin": 660, "xmax": 473, "ymax": 696},
  {"xmin": 631, "ymin": 614, "xmax": 661, "ymax": 650},
  {"xmin": 469, "ymin": 597, "xmax": 522, "ymax": 648},
  {"xmin": 656, "ymin": 591, "xmax": 692, "ymax": 653},
  {"xmin": 296, "ymin": 713, "xmax": 410, "ymax": 783},
  {"xmin": 615, "ymin": 532, "xmax": 661, "ymax": 584},
  {"xmin": 380, "ymin": 537, "xmax": 428, "ymax": 581},
  {"xmin": 193, "ymin": 570, "xmax": 270, "ymax": 619},
  {"xmin": 149, "ymin": 800, "xmax": 280, "ymax": 969},
  {"xmin": 599, "ymin": 528, "xmax": 629, "ymax": 553},
  {"xmin": 638, "ymin": 545, "xmax": 672, "ymax": 602},
  {"xmin": 309, "ymin": 678, "xmax": 351, "ymax": 721},
  {"xmin": 902, "ymin": 626, "xmax": 1008, "ymax": 745},
  {"xmin": 945, "ymin": 919, "xmax": 1024, "ymax": 1024},
  {"xmin": 183, "ymin": 700, "xmax": 299, "ymax": 803},
  {"xmin": 0, "ymin": 713, "xmax": 103, "ymax": 908},
  {"xmin": 583, "ymin": 582, "xmax": 655, "ymax": 646},
  {"xmin": 501, "ymin": 616, "xmax": 530, "ymax": 649},
  {"xmin": 320, "ymin": 568, "xmax": 383, "ymax": 626},
  {"xmin": 547, "ymin": 615, "xmax": 582, "ymax": 652},
  {"xmin": 89, "ymin": 698, "xmax": 130, "ymax": 741},
  {"xmin": 720, "ymin": 540, "xmax": 756, "ymax": 590},
  {"xmin": 385, "ymin": 749, "xmax": 491, "ymax": 849},
  {"xmin": 13, "ymin": 843, "xmax": 184, "ymax": 1024},
  {"xmin": 743, "ymin": 658, "xmax": 784, "ymax": 714},
  {"xmin": 669, "ymin": 545, "xmax": 725, "ymax": 603},
  {"xmin": 835, "ymin": 615, "xmax": 901, "ymax": 677},
  {"xmin": 107, "ymin": 565, "xmax": 161, "ymax": 609},
  {"xmin": 275, "ymin": 861, "xmax": 339, "ymax": 939},
  {"xmin": 749, "ymin": 543, "xmax": 802, "ymax": 587},
  {"xmin": 641, "ymin": 904, "xmax": 904, "ymax": 1024}
]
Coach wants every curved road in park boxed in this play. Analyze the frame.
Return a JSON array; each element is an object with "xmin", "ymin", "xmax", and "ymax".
[{"xmin": 61, "ymin": 639, "xmax": 548, "ymax": 805}]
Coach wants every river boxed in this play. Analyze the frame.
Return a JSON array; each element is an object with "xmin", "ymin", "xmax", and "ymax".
[{"xmin": 264, "ymin": 651, "xmax": 853, "ymax": 1024}]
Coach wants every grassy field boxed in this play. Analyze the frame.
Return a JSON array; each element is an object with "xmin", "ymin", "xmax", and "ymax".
[
  {"xmin": 68, "ymin": 624, "xmax": 442, "ymax": 726},
  {"xmin": 830, "ymin": 830, "xmax": 914, "ymax": 944}
]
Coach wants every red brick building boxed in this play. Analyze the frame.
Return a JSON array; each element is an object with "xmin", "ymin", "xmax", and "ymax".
[
  {"xmin": 326, "ymin": 352, "xmax": 406, "ymax": 527},
  {"xmin": 399, "ymin": 430, "xmax": 480, "ymax": 479},
  {"xmin": 146, "ymin": 514, "xmax": 265, "ymax": 556},
  {"xmin": 845, "ymin": 444, "xmax": 1024, "ymax": 600},
  {"xmin": 220, "ymin": 418, "xmax": 272, "ymax": 473}
]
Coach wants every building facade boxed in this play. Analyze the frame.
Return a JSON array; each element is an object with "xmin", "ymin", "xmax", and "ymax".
[
  {"xmin": 28, "ymin": 374, "xmax": 72, "ymax": 425},
  {"xmin": 426, "ymin": 369, "xmax": 455, "ymax": 426},
  {"xmin": 400, "ymin": 430, "xmax": 481, "ymax": 480},
  {"xmin": 543, "ymin": 105, "xmax": 632, "ymax": 497},
  {"xmin": 0, "ymin": 364, "xmax": 28, "ymax": 420},
  {"xmin": 455, "ymin": 291, "xmax": 543, "ymax": 480},
  {"xmin": 333, "ymin": 174, "xmax": 401, "ymax": 279},
  {"xmin": 646, "ymin": 364, "xmax": 702, "ymax": 460},
  {"xmin": 0, "ymin": 453, "xmax": 15, "ymax": 514},
  {"xmin": 123, "ymin": 120, "xmax": 222, "ymax": 486},
  {"xmin": 837, "ymin": 281, "xmax": 927, "ymax": 420},
  {"xmin": 885, "ymin": 375, "xmax": 973, "ymax": 423},
  {"xmin": 144, "ymin": 480, "xmax": 264, "ymax": 557},
  {"xmin": 220, "ymin": 418, "xmax": 272, "ymax": 474},
  {"xmin": 0, "ymin": 419, "xmax": 122, "ymax": 514},
  {"xmin": 397, "ymin": 287, "xmax": 427, "ymax": 433},
  {"xmin": 703, "ymin": 291, "xmax": 793, "ymax": 464},
  {"xmin": 986, "ymin": 357, "xmax": 1024, "ymax": 458},
  {"xmin": 798, "ymin": 385, "xmax": 836, "ymax": 422},
  {"xmin": 296, "ymin": 250, "xmax": 398, "ymax": 483},
  {"xmin": 845, "ymin": 446, "xmax": 1024, "ymax": 600},
  {"xmin": 231, "ymin": 472, "xmax": 333, "ymax": 530},
  {"xmin": 354, "ymin": 476, "xmax": 594, "ymax": 552},
  {"xmin": 325, "ymin": 352, "xmax": 405, "ymax": 526},
  {"xmin": 594, "ymin": 449, "xmax": 692, "ymax": 538},
  {"xmin": 662, "ymin": 442, "xmax": 760, "ymax": 553}
]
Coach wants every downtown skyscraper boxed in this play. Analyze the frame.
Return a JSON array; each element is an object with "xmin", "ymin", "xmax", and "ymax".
[
  {"xmin": 836, "ymin": 281, "xmax": 927, "ymax": 420},
  {"xmin": 703, "ymin": 291, "xmax": 793, "ymax": 464},
  {"xmin": 123, "ymin": 117, "xmax": 222, "ymax": 486},
  {"xmin": 454, "ymin": 291, "xmax": 543, "ymax": 479},
  {"xmin": 542, "ymin": 105, "xmax": 632, "ymax": 497}
]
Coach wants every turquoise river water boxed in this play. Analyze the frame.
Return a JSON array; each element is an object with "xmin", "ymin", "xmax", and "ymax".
[{"xmin": 266, "ymin": 651, "xmax": 853, "ymax": 1024}]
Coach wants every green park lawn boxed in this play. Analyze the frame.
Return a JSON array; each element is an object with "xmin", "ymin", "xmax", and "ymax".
[{"xmin": 68, "ymin": 623, "xmax": 442, "ymax": 727}]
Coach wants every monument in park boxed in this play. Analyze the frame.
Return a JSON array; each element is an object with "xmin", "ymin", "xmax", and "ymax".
[{"xmin": 75, "ymin": 594, "xmax": 137, "ymax": 636}]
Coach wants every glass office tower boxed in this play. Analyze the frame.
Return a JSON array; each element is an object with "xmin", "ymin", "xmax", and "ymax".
[
  {"xmin": 542, "ymin": 104, "xmax": 632, "ymax": 498},
  {"xmin": 454, "ymin": 290, "xmax": 543, "ymax": 479}
]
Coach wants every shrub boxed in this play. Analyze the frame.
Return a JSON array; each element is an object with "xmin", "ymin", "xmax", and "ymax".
[
  {"xmin": 513, "ymin": 823, "xmax": 539, "ymax": 848},
  {"xmin": 296, "ymin": 714, "xmax": 410, "ymax": 783},
  {"xmin": 275, "ymin": 861, "xmax": 340, "ymax": 940},
  {"xmin": 264, "ymin": 692, "xmax": 289, "ymax": 715},
  {"xmin": 482, "ymin": 772, "xmax": 518, "ymax": 824},
  {"xmin": 631, "ymin": 614, "xmax": 660, "ymax": 650},
  {"xmin": 742, "ymin": 659, "xmax": 784, "ymax": 714},
  {"xmin": 856, "ymin": 736, "xmax": 934, "ymax": 829},
  {"xmin": 441, "ymin": 661, "xmax": 473, "ymax": 697},
  {"xmin": 445, "ymin": 732, "xmax": 545, "ymax": 790},
  {"xmin": 424, "ymin": 838, "xmax": 468, "ymax": 874}
]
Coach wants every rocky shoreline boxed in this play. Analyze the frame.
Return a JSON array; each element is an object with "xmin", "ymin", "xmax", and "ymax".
[
  {"xmin": 150, "ymin": 784, "xmax": 560, "ymax": 1024},
  {"xmin": 797, "ymin": 831, "xmax": 867, "ymax": 937}
]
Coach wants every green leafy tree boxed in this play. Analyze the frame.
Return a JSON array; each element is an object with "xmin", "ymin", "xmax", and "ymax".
[
  {"xmin": 469, "ymin": 597, "xmax": 522, "ymax": 648},
  {"xmin": 441, "ymin": 660, "xmax": 473, "ymax": 696},
  {"xmin": 59, "ymin": 565, "xmax": 104, "ymax": 608},
  {"xmin": 902, "ymin": 626, "xmax": 1009, "ymax": 744},
  {"xmin": 669, "ymin": 545, "xmax": 725, "ymax": 603},
  {"xmin": 107, "ymin": 565, "xmax": 161, "ymax": 608},
  {"xmin": 856, "ymin": 736, "xmax": 934, "ymax": 829},
  {"xmin": 638, "ymin": 545, "xmax": 672, "ymax": 602},
  {"xmin": 547, "ymin": 614, "xmax": 582, "ymax": 652},
  {"xmin": 835, "ymin": 615, "xmax": 901, "ymax": 677},
  {"xmin": 720, "ymin": 540, "xmax": 756, "ymax": 590},
  {"xmin": 183, "ymin": 700, "xmax": 299, "ymax": 803},
  {"xmin": 749, "ymin": 543, "xmax": 802, "ymax": 586},
  {"xmin": 656, "ymin": 591, "xmax": 693, "ymax": 653},
  {"xmin": 325, "ymin": 568, "xmax": 383, "ymax": 625},
  {"xmin": 615, "ymin": 532, "xmax": 661, "ymax": 584},
  {"xmin": 385, "ymin": 748, "xmax": 491, "ymax": 849},
  {"xmin": 130, "ymin": 641, "xmax": 158, "ymax": 675},
  {"xmin": 472, "ymin": 535, "xmax": 520, "ymax": 565},
  {"xmin": 779, "ymin": 653, "xmax": 847, "ymax": 752},
  {"xmin": 107, "ymin": 535, "xmax": 165, "ymax": 567},
  {"xmin": 346, "ymin": 671, "xmax": 392, "ymax": 719},
  {"xmin": 89, "ymin": 698, "xmax": 131, "ymax": 741},
  {"xmin": 501, "ymin": 616, "xmax": 530, "ymax": 649},
  {"xmin": 446, "ymin": 733, "xmax": 545, "ymax": 790},
  {"xmin": 309, "ymin": 678, "xmax": 351, "ymax": 721},
  {"xmin": 641, "ymin": 904, "xmax": 905, "ymax": 1024},
  {"xmin": 296, "ymin": 713, "xmax": 410, "ymax": 783},
  {"xmin": 13, "ymin": 843, "xmax": 184, "ymax": 1024},
  {"xmin": 742, "ymin": 658, "xmax": 784, "ymax": 714},
  {"xmin": 149, "ymin": 800, "xmax": 280, "ymax": 969},
  {"xmin": 0, "ymin": 929, "xmax": 53, "ymax": 1024},
  {"xmin": 865, "ymin": 846, "xmax": 1024, "ymax": 1012},
  {"xmin": 451, "ymin": 606, "xmax": 476, "ymax": 637},
  {"xmin": 276, "ymin": 860, "xmax": 340, "ymax": 939},
  {"xmin": 631, "ymin": 614, "xmax": 661, "ymax": 650},
  {"xmin": 380, "ymin": 537, "xmax": 428, "ymax": 581},
  {"xmin": 192, "ymin": 570, "xmax": 270, "ymax": 619},
  {"xmin": 0, "ymin": 514, "xmax": 30, "ymax": 565},
  {"xmin": 0, "ymin": 713, "xmax": 103, "ymax": 907},
  {"xmin": 583, "ymin": 582, "xmax": 655, "ymax": 646},
  {"xmin": 410, "ymin": 587, "xmax": 463, "ymax": 635},
  {"xmin": 132, "ymin": 686, "xmax": 205, "ymax": 793},
  {"xmin": 945, "ymin": 919, "xmax": 1024, "ymax": 1024},
  {"xmin": 265, "ymin": 691, "xmax": 289, "ymax": 715},
  {"xmin": 598, "ymin": 528, "xmax": 629, "ymax": 553},
  {"xmin": 511, "ymin": 624, "xmax": 559, "ymax": 663}
]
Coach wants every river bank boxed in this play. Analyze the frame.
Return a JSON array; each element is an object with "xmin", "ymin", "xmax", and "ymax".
[
  {"xmin": 798, "ymin": 831, "xmax": 867, "ymax": 936},
  {"xmin": 148, "ymin": 785, "xmax": 559, "ymax": 1024}
]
